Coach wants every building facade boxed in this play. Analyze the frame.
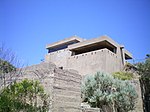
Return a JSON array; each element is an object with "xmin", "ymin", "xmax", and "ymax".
[{"xmin": 45, "ymin": 35, "xmax": 132, "ymax": 75}]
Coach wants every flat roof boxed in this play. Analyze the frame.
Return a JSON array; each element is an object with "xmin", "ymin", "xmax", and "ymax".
[
  {"xmin": 68, "ymin": 35, "xmax": 121, "ymax": 50},
  {"xmin": 46, "ymin": 35, "xmax": 133, "ymax": 59},
  {"xmin": 46, "ymin": 36, "xmax": 84, "ymax": 49}
]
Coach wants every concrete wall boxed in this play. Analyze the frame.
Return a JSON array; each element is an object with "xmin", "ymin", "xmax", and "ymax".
[
  {"xmin": 81, "ymin": 108, "xmax": 100, "ymax": 112},
  {"xmin": 45, "ymin": 49, "xmax": 72, "ymax": 68},
  {"xmin": 45, "ymin": 47, "xmax": 125, "ymax": 76},
  {"xmin": 105, "ymin": 48, "xmax": 122, "ymax": 73},
  {"xmin": 130, "ymin": 80, "xmax": 143, "ymax": 112},
  {"xmin": 67, "ymin": 49, "xmax": 106, "ymax": 75},
  {"xmin": 67, "ymin": 48, "xmax": 122, "ymax": 75},
  {"xmin": 4, "ymin": 62, "xmax": 82, "ymax": 112},
  {"xmin": 52, "ymin": 68, "xmax": 82, "ymax": 112}
]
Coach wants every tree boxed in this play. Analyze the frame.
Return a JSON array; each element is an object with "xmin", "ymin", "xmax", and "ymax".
[
  {"xmin": 0, "ymin": 79, "xmax": 50, "ymax": 112},
  {"xmin": 0, "ymin": 43, "xmax": 18, "ymax": 66},
  {"xmin": 0, "ymin": 59, "xmax": 16, "ymax": 87},
  {"xmin": 82, "ymin": 72, "xmax": 138, "ymax": 112},
  {"xmin": 135, "ymin": 54, "xmax": 150, "ymax": 112},
  {"xmin": 0, "ymin": 43, "xmax": 22, "ymax": 88},
  {"xmin": 0, "ymin": 59, "xmax": 16, "ymax": 73},
  {"xmin": 0, "ymin": 44, "xmax": 50, "ymax": 112}
]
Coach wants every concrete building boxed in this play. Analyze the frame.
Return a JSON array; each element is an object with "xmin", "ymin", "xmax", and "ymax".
[{"xmin": 45, "ymin": 35, "xmax": 132, "ymax": 75}]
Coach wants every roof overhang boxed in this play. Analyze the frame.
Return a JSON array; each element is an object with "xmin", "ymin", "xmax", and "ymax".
[
  {"xmin": 46, "ymin": 36, "xmax": 83, "ymax": 49},
  {"xmin": 68, "ymin": 35, "xmax": 120, "ymax": 50}
]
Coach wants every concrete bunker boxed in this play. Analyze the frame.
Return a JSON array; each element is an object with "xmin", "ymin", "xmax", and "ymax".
[{"xmin": 45, "ymin": 35, "xmax": 133, "ymax": 74}]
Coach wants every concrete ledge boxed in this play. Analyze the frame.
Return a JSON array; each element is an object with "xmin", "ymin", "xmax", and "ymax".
[
  {"xmin": 46, "ymin": 36, "xmax": 84, "ymax": 49},
  {"xmin": 68, "ymin": 35, "xmax": 121, "ymax": 50},
  {"xmin": 81, "ymin": 108, "xmax": 100, "ymax": 112}
]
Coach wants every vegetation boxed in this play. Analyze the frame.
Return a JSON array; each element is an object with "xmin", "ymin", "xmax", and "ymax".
[
  {"xmin": 0, "ymin": 45, "xmax": 50, "ymax": 112},
  {"xmin": 124, "ymin": 62, "xmax": 137, "ymax": 71},
  {"xmin": 82, "ymin": 72, "xmax": 138, "ymax": 112},
  {"xmin": 112, "ymin": 71, "xmax": 134, "ymax": 80},
  {"xmin": 0, "ymin": 79, "xmax": 50, "ymax": 112},
  {"xmin": 135, "ymin": 54, "xmax": 150, "ymax": 112},
  {"xmin": 0, "ymin": 44, "xmax": 18, "ymax": 67},
  {"xmin": 0, "ymin": 44, "xmax": 19, "ymax": 87},
  {"xmin": 0, "ymin": 58, "xmax": 16, "ymax": 74}
]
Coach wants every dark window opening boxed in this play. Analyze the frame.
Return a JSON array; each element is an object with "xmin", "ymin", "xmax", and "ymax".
[
  {"xmin": 48, "ymin": 45, "xmax": 68, "ymax": 53},
  {"xmin": 125, "ymin": 53, "xmax": 132, "ymax": 60},
  {"xmin": 59, "ymin": 66, "xmax": 63, "ymax": 69},
  {"xmin": 48, "ymin": 41, "xmax": 79, "ymax": 53},
  {"xmin": 71, "ymin": 41, "xmax": 117, "ymax": 56}
]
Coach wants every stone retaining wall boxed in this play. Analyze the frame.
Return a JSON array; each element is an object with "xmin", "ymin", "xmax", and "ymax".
[
  {"xmin": 21, "ymin": 62, "xmax": 82, "ymax": 112},
  {"xmin": 130, "ymin": 80, "xmax": 143, "ymax": 112},
  {"xmin": 3, "ymin": 62, "xmax": 82, "ymax": 112},
  {"xmin": 52, "ymin": 68, "xmax": 81, "ymax": 112}
]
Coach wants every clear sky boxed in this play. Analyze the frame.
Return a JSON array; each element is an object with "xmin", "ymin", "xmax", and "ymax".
[{"xmin": 0, "ymin": 0, "xmax": 150, "ymax": 66}]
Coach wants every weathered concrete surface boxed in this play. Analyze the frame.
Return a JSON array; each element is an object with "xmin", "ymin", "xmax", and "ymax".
[
  {"xmin": 52, "ymin": 68, "xmax": 82, "ymax": 112},
  {"xmin": 46, "ymin": 36, "xmax": 83, "ymax": 49},
  {"xmin": 45, "ymin": 49, "xmax": 72, "ymax": 69},
  {"xmin": 17, "ymin": 62, "xmax": 56, "ymax": 111},
  {"xmin": 81, "ymin": 108, "xmax": 100, "ymax": 112},
  {"xmin": 3, "ymin": 62, "xmax": 82, "ymax": 112},
  {"xmin": 130, "ymin": 79, "xmax": 143, "ymax": 112},
  {"xmin": 67, "ymin": 48, "xmax": 121, "ymax": 75}
]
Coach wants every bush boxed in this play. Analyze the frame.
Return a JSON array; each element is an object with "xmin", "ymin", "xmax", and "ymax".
[
  {"xmin": 0, "ymin": 59, "xmax": 16, "ymax": 73},
  {"xmin": 0, "ymin": 79, "xmax": 50, "ymax": 112},
  {"xmin": 112, "ymin": 71, "xmax": 134, "ymax": 80},
  {"xmin": 82, "ymin": 72, "xmax": 138, "ymax": 112}
]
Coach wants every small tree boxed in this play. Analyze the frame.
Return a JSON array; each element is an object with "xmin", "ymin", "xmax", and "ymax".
[
  {"xmin": 0, "ymin": 59, "xmax": 16, "ymax": 87},
  {"xmin": 0, "ymin": 79, "xmax": 50, "ymax": 112},
  {"xmin": 82, "ymin": 72, "xmax": 138, "ymax": 112},
  {"xmin": 0, "ymin": 43, "xmax": 22, "ymax": 88}
]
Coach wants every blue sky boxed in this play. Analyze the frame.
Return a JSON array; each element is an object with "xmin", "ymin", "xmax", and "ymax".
[{"xmin": 0, "ymin": 0, "xmax": 150, "ymax": 66}]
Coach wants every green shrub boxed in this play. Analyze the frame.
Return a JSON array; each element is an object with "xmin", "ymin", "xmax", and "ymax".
[
  {"xmin": 113, "ymin": 71, "xmax": 134, "ymax": 80},
  {"xmin": 82, "ymin": 72, "xmax": 138, "ymax": 112},
  {"xmin": 0, "ymin": 58, "xmax": 16, "ymax": 73},
  {"xmin": 0, "ymin": 79, "xmax": 50, "ymax": 112}
]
